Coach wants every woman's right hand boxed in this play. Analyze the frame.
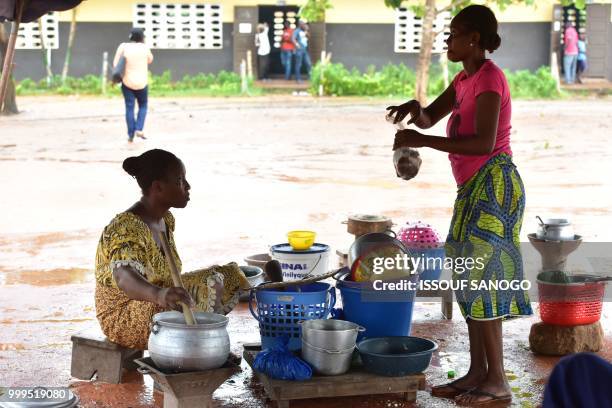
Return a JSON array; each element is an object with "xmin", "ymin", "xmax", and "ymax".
[
  {"xmin": 386, "ymin": 100, "xmax": 422, "ymax": 125},
  {"xmin": 156, "ymin": 287, "xmax": 195, "ymax": 310}
]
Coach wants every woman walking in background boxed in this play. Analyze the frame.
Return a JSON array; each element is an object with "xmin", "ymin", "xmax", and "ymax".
[
  {"xmin": 388, "ymin": 5, "xmax": 531, "ymax": 406},
  {"xmin": 113, "ymin": 28, "xmax": 153, "ymax": 142}
]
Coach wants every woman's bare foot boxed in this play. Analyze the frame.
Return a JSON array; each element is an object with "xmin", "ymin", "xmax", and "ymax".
[
  {"xmin": 455, "ymin": 379, "xmax": 511, "ymax": 406},
  {"xmin": 431, "ymin": 371, "xmax": 486, "ymax": 399}
]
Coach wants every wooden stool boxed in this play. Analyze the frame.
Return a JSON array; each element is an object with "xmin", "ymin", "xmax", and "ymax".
[{"xmin": 71, "ymin": 326, "xmax": 143, "ymax": 383}]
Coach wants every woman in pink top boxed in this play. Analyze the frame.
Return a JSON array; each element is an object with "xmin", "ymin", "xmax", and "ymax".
[
  {"xmin": 388, "ymin": 5, "xmax": 531, "ymax": 406},
  {"xmin": 563, "ymin": 22, "xmax": 579, "ymax": 84},
  {"xmin": 113, "ymin": 28, "xmax": 153, "ymax": 142}
]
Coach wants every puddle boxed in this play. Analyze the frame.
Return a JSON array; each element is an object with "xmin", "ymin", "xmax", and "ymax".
[
  {"xmin": 0, "ymin": 343, "xmax": 25, "ymax": 351},
  {"xmin": 0, "ymin": 268, "xmax": 92, "ymax": 286}
]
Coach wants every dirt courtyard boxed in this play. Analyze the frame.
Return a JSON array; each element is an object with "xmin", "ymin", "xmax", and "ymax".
[{"xmin": 0, "ymin": 95, "xmax": 611, "ymax": 407}]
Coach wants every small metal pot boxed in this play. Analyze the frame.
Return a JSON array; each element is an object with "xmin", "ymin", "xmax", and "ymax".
[
  {"xmin": 148, "ymin": 311, "xmax": 229, "ymax": 372},
  {"xmin": 301, "ymin": 319, "xmax": 364, "ymax": 350},
  {"xmin": 300, "ymin": 319, "xmax": 364, "ymax": 375},
  {"xmin": 536, "ymin": 216, "xmax": 575, "ymax": 241},
  {"xmin": 301, "ymin": 339, "xmax": 355, "ymax": 376}
]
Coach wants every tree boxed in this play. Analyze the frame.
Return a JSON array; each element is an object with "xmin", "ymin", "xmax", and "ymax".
[
  {"xmin": 38, "ymin": 17, "xmax": 53, "ymax": 83},
  {"xmin": 298, "ymin": 0, "xmax": 333, "ymax": 22},
  {"xmin": 0, "ymin": 23, "xmax": 18, "ymax": 115},
  {"xmin": 385, "ymin": 0, "xmax": 582, "ymax": 104},
  {"xmin": 61, "ymin": 6, "xmax": 78, "ymax": 84}
]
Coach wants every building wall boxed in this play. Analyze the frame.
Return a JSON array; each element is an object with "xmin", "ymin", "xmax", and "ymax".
[
  {"xmin": 324, "ymin": 22, "xmax": 551, "ymax": 72},
  {"xmin": 58, "ymin": 0, "xmax": 557, "ymax": 23},
  {"xmin": 13, "ymin": 22, "xmax": 234, "ymax": 80},
  {"xmin": 14, "ymin": 0, "xmax": 560, "ymax": 80}
]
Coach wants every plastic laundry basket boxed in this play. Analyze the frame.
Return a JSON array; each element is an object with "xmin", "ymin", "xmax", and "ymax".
[
  {"xmin": 249, "ymin": 282, "xmax": 336, "ymax": 351},
  {"xmin": 398, "ymin": 221, "xmax": 444, "ymax": 281},
  {"xmin": 537, "ymin": 275, "xmax": 605, "ymax": 326}
]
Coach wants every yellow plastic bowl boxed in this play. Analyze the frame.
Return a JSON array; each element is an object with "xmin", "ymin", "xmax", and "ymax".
[{"xmin": 287, "ymin": 231, "xmax": 316, "ymax": 250}]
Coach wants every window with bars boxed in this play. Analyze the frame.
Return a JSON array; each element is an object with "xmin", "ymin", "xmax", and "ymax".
[
  {"xmin": 133, "ymin": 3, "xmax": 223, "ymax": 49},
  {"xmin": 16, "ymin": 12, "xmax": 59, "ymax": 49},
  {"xmin": 394, "ymin": 7, "xmax": 450, "ymax": 54},
  {"xmin": 272, "ymin": 10, "xmax": 297, "ymax": 49}
]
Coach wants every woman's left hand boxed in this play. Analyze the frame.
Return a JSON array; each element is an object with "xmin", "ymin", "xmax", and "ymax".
[{"xmin": 393, "ymin": 129, "xmax": 428, "ymax": 150}]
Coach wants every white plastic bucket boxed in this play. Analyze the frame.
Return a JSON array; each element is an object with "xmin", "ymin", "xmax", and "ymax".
[{"xmin": 270, "ymin": 243, "xmax": 330, "ymax": 281}]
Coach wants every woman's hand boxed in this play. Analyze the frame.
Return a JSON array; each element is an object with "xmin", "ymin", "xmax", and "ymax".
[
  {"xmin": 386, "ymin": 100, "xmax": 422, "ymax": 125},
  {"xmin": 156, "ymin": 287, "xmax": 195, "ymax": 310},
  {"xmin": 393, "ymin": 129, "xmax": 429, "ymax": 150}
]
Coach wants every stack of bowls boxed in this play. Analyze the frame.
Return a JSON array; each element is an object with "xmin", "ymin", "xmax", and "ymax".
[{"xmin": 301, "ymin": 319, "xmax": 364, "ymax": 376}]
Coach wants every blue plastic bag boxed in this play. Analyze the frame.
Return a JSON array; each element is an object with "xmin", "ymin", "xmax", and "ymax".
[{"xmin": 253, "ymin": 337, "xmax": 312, "ymax": 381}]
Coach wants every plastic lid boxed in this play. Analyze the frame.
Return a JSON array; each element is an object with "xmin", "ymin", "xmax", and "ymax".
[{"xmin": 270, "ymin": 243, "xmax": 330, "ymax": 254}]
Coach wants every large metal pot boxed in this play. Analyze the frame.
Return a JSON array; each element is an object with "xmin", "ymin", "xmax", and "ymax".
[
  {"xmin": 536, "ymin": 216, "xmax": 575, "ymax": 241},
  {"xmin": 148, "ymin": 311, "xmax": 230, "ymax": 372},
  {"xmin": 301, "ymin": 319, "xmax": 364, "ymax": 375}
]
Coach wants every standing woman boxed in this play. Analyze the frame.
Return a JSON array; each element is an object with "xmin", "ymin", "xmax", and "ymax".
[
  {"xmin": 280, "ymin": 21, "xmax": 295, "ymax": 81},
  {"xmin": 255, "ymin": 23, "xmax": 271, "ymax": 80},
  {"xmin": 95, "ymin": 149, "xmax": 246, "ymax": 350},
  {"xmin": 388, "ymin": 5, "xmax": 531, "ymax": 406},
  {"xmin": 113, "ymin": 28, "xmax": 153, "ymax": 142}
]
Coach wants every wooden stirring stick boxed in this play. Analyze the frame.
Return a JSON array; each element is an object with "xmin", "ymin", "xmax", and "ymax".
[{"xmin": 157, "ymin": 230, "xmax": 196, "ymax": 325}]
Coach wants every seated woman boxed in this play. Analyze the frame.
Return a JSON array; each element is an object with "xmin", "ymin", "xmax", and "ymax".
[{"xmin": 95, "ymin": 149, "xmax": 246, "ymax": 350}]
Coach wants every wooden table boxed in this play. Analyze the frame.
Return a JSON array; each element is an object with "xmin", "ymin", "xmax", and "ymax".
[{"xmin": 243, "ymin": 344, "xmax": 425, "ymax": 408}]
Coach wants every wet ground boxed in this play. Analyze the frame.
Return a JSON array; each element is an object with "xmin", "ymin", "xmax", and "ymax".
[{"xmin": 0, "ymin": 95, "xmax": 611, "ymax": 407}]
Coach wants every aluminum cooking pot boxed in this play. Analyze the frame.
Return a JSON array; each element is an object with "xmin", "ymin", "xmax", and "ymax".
[
  {"xmin": 536, "ymin": 216, "xmax": 575, "ymax": 241},
  {"xmin": 148, "ymin": 311, "xmax": 229, "ymax": 372}
]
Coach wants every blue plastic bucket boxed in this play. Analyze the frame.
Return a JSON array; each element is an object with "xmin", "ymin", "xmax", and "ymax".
[
  {"xmin": 249, "ymin": 282, "xmax": 336, "ymax": 351},
  {"xmin": 336, "ymin": 274, "xmax": 417, "ymax": 340},
  {"xmin": 409, "ymin": 246, "xmax": 445, "ymax": 281}
]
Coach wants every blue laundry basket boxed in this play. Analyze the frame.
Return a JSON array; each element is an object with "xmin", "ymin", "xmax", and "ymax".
[{"xmin": 249, "ymin": 282, "xmax": 336, "ymax": 351}]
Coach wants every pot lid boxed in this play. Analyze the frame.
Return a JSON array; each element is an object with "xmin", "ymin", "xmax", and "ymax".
[
  {"xmin": 271, "ymin": 243, "xmax": 329, "ymax": 254},
  {"xmin": 348, "ymin": 214, "xmax": 391, "ymax": 223}
]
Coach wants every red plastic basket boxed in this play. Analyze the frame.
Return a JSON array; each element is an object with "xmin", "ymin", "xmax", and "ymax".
[{"xmin": 538, "ymin": 280, "xmax": 605, "ymax": 326}]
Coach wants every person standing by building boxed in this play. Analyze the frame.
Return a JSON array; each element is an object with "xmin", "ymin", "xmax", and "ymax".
[
  {"xmin": 388, "ymin": 5, "xmax": 531, "ymax": 406},
  {"xmin": 280, "ymin": 21, "xmax": 295, "ymax": 81},
  {"xmin": 113, "ymin": 28, "xmax": 153, "ymax": 143},
  {"xmin": 576, "ymin": 33, "xmax": 587, "ymax": 84},
  {"xmin": 255, "ymin": 23, "xmax": 271, "ymax": 80},
  {"xmin": 563, "ymin": 22, "xmax": 579, "ymax": 85},
  {"xmin": 292, "ymin": 20, "xmax": 312, "ymax": 83}
]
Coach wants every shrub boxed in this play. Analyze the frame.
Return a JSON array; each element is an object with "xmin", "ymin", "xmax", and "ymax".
[
  {"xmin": 311, "ymin": 62, "xmax": 560, "ymax": 99},
  {"xmin": 16, "ymin": 70, "xmax": 249, "ymax": 97}
]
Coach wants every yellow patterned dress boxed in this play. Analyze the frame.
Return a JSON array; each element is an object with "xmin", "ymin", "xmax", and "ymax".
[{"xmin": 95, "ymin": 211, "xmax": 243, "ymax": 350}]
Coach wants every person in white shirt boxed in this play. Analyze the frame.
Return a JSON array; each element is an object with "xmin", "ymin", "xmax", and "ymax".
[
  {"xmin": 113, "ymin": 28, "xmax": 153, "ymax": 142},
  {"xmin": 255, "ymin": 23, "xmax": 271, "ymax": 80}
]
